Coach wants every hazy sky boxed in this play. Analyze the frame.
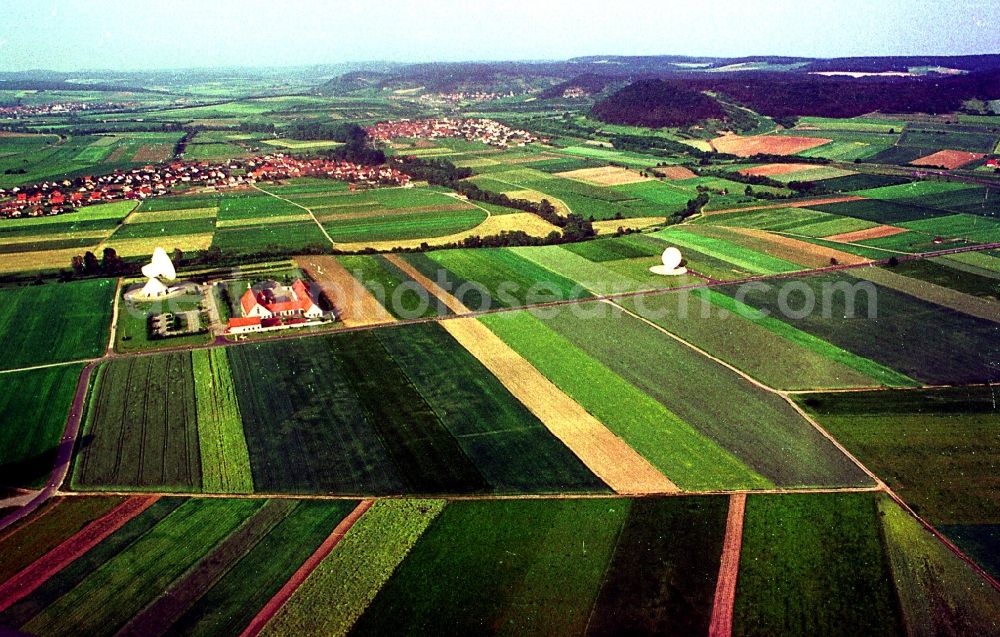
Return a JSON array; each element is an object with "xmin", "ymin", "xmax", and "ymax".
[{"xmin": 0, "ymin": 0, "xmax": 996, "ymax": 71}]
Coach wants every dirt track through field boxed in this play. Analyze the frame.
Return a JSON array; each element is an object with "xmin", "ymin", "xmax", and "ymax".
[
  {"xmin": 708, "ymin": 493, "xmax": 746, "ymax": 637},
  {"xmin": 239, "ymin": 499, "xmax": 374, "ymax": 637},
  {"xmin": 383, "ymin": 253, "xmax": 472, "ymax": 314},
  {"xmin": 441, "ymin": 317, "xmax": 678, "ymax": 494},
  {"xmin": 0, "ymin": 495, "xmax": 159, "ymax": 612},
  {"xmin": 296, "ymin": 256, "xmax": 395, "ymax": 328}
]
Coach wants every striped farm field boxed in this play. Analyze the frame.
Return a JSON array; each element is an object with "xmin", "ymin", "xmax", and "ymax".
[
  {"xmin": 0, "ymin": 279, "xmax": 115, "ymax": 370},
  {"xmin": 321, "ymin": 207, "xmax": 486, "ymax": 243},
  {"xmin": 350, "ymin": 497, "xmax": 729, "ymax": 636},
  {"xmin": 0, "ymin": 497, "xmax": 125, "ymax": 584},
  {"xmin": 652, "ymin": 227, "xmax": 803, "ymax": 275},
  {"xmin": 192, "ymin": 349, "xmax": 253, "ymax": 494},
  {"xmin": 227, "ymin": 325, "xmax": 607, "ymax": 496},
  {"xmin": 405, "ymin": 248, "xmax": 589, "ymax": 310},
  {"xmin": 331, "ymin": 211, "xmax": 560, "ymax": 252},
  {"xmin": 258, "ymin": 499, "xmax": 446, "ymax": 637},
  {"xmin": 441, "ymin": 317, "xmax": 676, "ymax": 494},
  {"xmin": 0, "ymin": 364, "xmax": 85, "ymax": 488},
  {"xmin": 72, "ymin": 354, "xmax": 202, "ymax": 491},
  {"xmin": 0, "ymin": 497, "xmax": 359, "ymax": 637},
  {"xmin": 335, "ymin": 254, "xmax": 445, "ymax": 319},
  {"xmin": 535, "ymin": 304, "xmax": 870, "ymax": 488},
  {"xmin": 480, "ymin": 311, "xmax": 770, "ymax": 490},
  {"xmin": 716, "ymin": 273, "xmax": 1000, "ymax": 385},
  {"xmin": 616, "ymin": 289, "xmax": 916, "ymax": 389}
]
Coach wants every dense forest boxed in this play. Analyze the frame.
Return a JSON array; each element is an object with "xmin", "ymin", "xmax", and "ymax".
[{"xmin": 591, "ymin": 79, "xmax": 727, "ymax": 127}]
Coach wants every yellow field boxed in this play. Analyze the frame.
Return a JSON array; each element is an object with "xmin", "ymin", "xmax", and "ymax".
[
  {"xmin": 214, "ymin": 213, "xmax": 312, "ymax": 228},
  {"xmin": 102, "ymin": 233, "xmax": 214, "ymax": 258},
  {"xmin": 442, "ymin": 317, "xmax": 678, "ymax": 495},
  {"xmin": 129, "ymin": 207, "xmax": 219, "ymax": 224},
  {"xmin": 503, "ymin": 189, "xmax": 572, "ymax": 216},
  {"xmin": 333, "ymin": 212, "xmax": 560, "ymax": 252},
  {"xmin": 296, "ymin": 255, "xmax": 395, "ymax": 328},
  {"xmin": 556, "ymin": 165, "xmax": 651, "ymax": 186},
  {"xmin": 592, "ymin": 217, "xmax": 662, "ymax": 235},
  {"xmin": 0, "ymin": 247, "xmax": 97, "ymax": 274}
]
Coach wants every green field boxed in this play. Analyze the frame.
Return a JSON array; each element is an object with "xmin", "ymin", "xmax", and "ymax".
[
  {"xmin": 535, "ymin": 304, "xmax": 870, "ymax": 487},
  {"xmin": 879, "ymin": 496, "xmax": 1000, "ymax": 634},
  {"xmin": 322, "ymin": 208, "xmax": 486, "ymax": 243},
  {"xmin": 734, "ymin": 493, "xmax": 905, "ymax": 636},
  {"xmin": 0, "ymin": 364, "xmax": 84, "ymax": 488},
  {"xmin": 716, "ymin": 273, "xmax": 1000, "ymax": 384},
  {"xmin": 481, "ymin": 311, "xmax": 771, "ymax": 490},
  {"xmin": 228, "ymin": 327, "xmax": 605, "ymax": 495},
  {"xmin": 73, "ymin": 354, "xmax": 202, "ymax": 491},
  {"xmin": 0, "ymin": 279, "xmax": 115, "ymax": 370},
  {"xmin": 350, "ymin": 498, "xmax": 630, "ymax": 636},
  {"xmin": 617, "ymin": 289, "xmax": 916, "ymax": 389},
  {"xmin": 191, "ymin": 349, "xmax": 253, "ymax": 494},
  {"xmin": 797, "ymin": 387, "xmax": 1000, "ymax": 525},
  {"xmin": 259, "ymin": 499, "xmax": 446, "ymax": 637},
  {"xmin": 406, "ymin": 248, "xmax": 589, "ymax": 310}
]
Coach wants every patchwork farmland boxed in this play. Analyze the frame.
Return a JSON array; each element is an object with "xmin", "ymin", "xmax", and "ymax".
[{"xmin": 3, "ymin": 46, "xmax": 1000, "ymax": 637}]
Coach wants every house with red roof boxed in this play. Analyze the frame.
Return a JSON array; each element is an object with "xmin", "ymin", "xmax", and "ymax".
[{"xmin": 227, "ymin": 279, "xmax": 323, "ymax": 333}]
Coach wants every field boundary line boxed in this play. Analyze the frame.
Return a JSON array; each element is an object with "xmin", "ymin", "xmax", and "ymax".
[
  {"xmin": 708, "ymin": 493, "xmax": 747, "ymax": 637},
  {"xmin": 0, "ymin": 358, "xmax": 96, "ymax": 375},
  {"xmin": 252, "ymin": 183, "xmax": 337, "ymax": 248},
  {"xmin": 0, "ymin": 494, "xmax": 159, "ymax": 612},
  {"xmin": 383, "ymin": 253, "xmax": 472, "ymax": 314},
  {"xmin": 239, "ymin": 499, "xmax": 375, "ymax": 637},
  {"xmin": 106, "ymin": 277, "xmax": 123, "ymax": 355}
]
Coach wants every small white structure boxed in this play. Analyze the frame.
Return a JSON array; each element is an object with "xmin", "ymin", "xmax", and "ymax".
[
  {"xmin": 138, "ymin": 248, "xmax": 177, "ymax": 298},
  {"xmin": 649, "ymin": 247, "xmax": 688, "ymax": 276}
]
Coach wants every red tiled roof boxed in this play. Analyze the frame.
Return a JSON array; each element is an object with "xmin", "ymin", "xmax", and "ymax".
[
  {"xmin": 240, "ymin": 288, "xmax": 258, "ymax": 314},
  {"xmin": 228, "ymin": 316, "xmax": 261, "ymax": 328}
]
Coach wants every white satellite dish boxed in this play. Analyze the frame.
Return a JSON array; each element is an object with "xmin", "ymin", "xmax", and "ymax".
[
  {"xmin": 141, "ymin": 247, "xmax": 176, "ymax": 281},
  {"xmin": 649, "ymin": 247, "xmax": 688, "ymax": 276},
  {"xmin": 139, "ymin": 247, "xmax": 177, "ymax": 297}
]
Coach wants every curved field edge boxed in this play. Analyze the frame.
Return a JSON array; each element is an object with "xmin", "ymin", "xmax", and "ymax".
[
  {"xmin": 258, "ymin": 499, "xmax": 446, "ymax": 637},
  {"xmin": 478, "ymin": 311, "xmax": 771, "ymax": 491}
]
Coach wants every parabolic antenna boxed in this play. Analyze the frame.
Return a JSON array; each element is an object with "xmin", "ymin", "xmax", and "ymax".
[
  {"xmin": 139, "ymin": 247, "xmax": 177, "ymax": 298},
  {"xmin": 141, "ymin": 247, "xmax": 177, "ymax": 281},
  {"xmin": 649, "ymin": 246, "xmax": 688, "ymax": 276}
]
